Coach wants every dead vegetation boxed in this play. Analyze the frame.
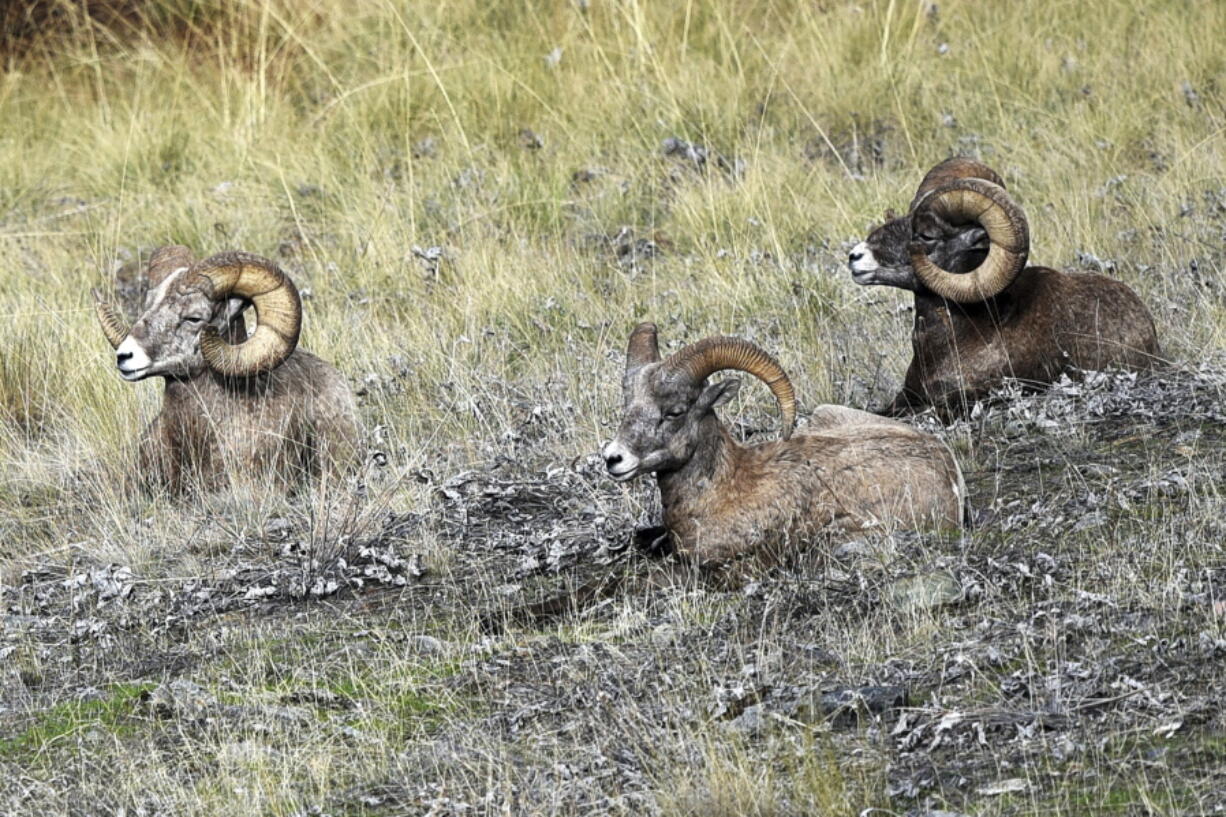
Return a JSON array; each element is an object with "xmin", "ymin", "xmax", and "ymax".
[{"xmin": 3, "ymin": 360, "xmax": 1225, "ymax": 814}]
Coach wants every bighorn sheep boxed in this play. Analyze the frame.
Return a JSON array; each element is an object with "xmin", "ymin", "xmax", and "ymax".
[
  {"xmin": 848, "ymin": 158, "xmax": 1160, "ymax": 417},
  {"xmin": 93, "ymin": 245, "xmax": 360, "ymax": 492},
  {"xmin": 600, "ymin": 324, "xmax": 965, "ymax": 566}
]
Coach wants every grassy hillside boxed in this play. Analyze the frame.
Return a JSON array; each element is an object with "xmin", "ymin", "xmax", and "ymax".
[{"xmin": 1, "ymin": 1, "xmax": 1224, "ymax": 814}]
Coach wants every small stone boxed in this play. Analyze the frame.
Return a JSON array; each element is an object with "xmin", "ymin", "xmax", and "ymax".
[
  {"xmin": 887, "ymin": 571, "xmax": 962, "ymax": 613},
  {"xmin": 977, "ymin": 778, "xmax": 1030, "ymax": 796},
  {"xmin": 411, "ymin": 137, "xmax": 436, "ymax": 158},
  {"xmin": 650, "ymin": 624, "xmax": 679, "ymax": 648},
  {"xmin": 795, "ymin": 685, "xmax": 909, "ymax": 725},
  {"xmin": 728, "ymin": 704, "xmax": 765, "ymax": 733},
  {"xmin": 148, "ymin": 679, "xmax": 217, "ymax": 720},
  {"xmin": 519, "ymin": 128, "xmax": 543, "ymax": 150},
  {"xmin": 409, "ymin": 635, "xmax": 445, "ymax": 655}
]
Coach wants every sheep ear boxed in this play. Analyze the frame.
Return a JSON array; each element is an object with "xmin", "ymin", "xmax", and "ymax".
[
  {"xmin": 962, "ymin": 224, "xmax": 989, "ymax": 247},
  {"xmin": 697, "ymin": 378, "xmax": 741, "ymax": 411}
]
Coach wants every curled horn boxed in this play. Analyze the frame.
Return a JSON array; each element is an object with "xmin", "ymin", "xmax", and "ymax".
[
  {"xmin": 665, "ymin": 336, "xmax": 797, "ymax": 439},
  {"xmin": 908, "ymin": 157, "xmax": 1006, "ymax": 212},
  {"xmin": 190, "ymin": 251, "xmax": 302, "ymax": 376},
  {"xmin": 92, "ymin": 288, "xmax": 128, "ymax": 349},
  {"xmin": 909, "ymin": 178, "xmax": 1029, "ymax": 303},
  {"xmin": 625, "ymin": 322, "xmax": 661, "ymax": 371}
]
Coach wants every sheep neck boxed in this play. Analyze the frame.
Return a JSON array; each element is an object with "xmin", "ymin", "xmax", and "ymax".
[
  {"xmin": 162, "ymin": 369, "xmax": 271, "ymax": 406},
  {"xmin": 914, "ymin": 284, "xmax": 1018, "ymax": 328},
  {"xmin": 656, "ymin": 416, "xmax": 740, "ymax": 513}
]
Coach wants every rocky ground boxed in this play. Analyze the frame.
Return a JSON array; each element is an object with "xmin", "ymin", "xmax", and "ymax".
[{"xmin": 3, "ymin": 362, "xmax": 1225, "ymax": 816}]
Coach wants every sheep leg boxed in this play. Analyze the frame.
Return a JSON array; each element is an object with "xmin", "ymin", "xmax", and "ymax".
[{"xmin": 879, "ymin": 389, "xmax": 922, "ymax": 417}]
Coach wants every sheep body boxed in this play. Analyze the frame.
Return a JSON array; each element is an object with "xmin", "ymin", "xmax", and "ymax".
[
  {"xmin": 892, "ymin": 265, "xmax": 1159, "ymax": 415},
  {"xmin": 140, "ymin": 350, "xmax": 360, "ymax": 493},
  {"xmin": 656, "ymin": 409, "xmax": 963, "ymax": 565}
]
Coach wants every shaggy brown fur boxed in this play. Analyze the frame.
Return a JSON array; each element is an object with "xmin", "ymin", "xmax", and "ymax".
[
  {"xmin": 654, "ymin": 413, "xmax": 964, "ymax": 566},
  {"xmin": 140, "ymin": 352, "xmax": 360, "ymax": 493},
  {"xmin": 891, "ymin": 266, "xmax": 1160, "ymax": 416}
]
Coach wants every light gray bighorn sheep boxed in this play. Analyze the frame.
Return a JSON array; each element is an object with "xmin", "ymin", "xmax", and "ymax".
[
  {"xmin": 94, "ymin": 245, "xmax": 360, "ymax": 492},
  {"xmin": 600, "ymin": 323, "xmax": 965, "ymax": 566}
]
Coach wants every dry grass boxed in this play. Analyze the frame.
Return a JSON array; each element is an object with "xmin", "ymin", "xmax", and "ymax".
[{"xmin": 1, "ymin": 0, "xmax": 1225, "ymax": 814}]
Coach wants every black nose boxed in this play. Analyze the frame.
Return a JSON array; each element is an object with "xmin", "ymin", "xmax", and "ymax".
[
  {"xmin": 116, "ymin": 351, "xmax": 132, "ymax": 365},
  {"xmin": 849, "ymin": 250, "xmax": 864, "ymax": 263},
  {"xmin": 605, "ymin": 453, "xmax": 623, "ymax": 468}
]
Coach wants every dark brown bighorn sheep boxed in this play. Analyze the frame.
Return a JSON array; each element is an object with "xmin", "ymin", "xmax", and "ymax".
[
  {"xmin": 93, "ymin": 245, "xmax": 360, "ymax": 493},
  {"xmin": 848, "ymin": 158, "xmax": 1160, "ymax": 417},
  {"xmin": 601, "ymin": 323, "xmax": 965, "ymax": 566}
]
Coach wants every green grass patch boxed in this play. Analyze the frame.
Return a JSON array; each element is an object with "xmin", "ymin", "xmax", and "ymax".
[{"xmin": 0, "ymin": 682, "xmax": 156, "ymax": 764}]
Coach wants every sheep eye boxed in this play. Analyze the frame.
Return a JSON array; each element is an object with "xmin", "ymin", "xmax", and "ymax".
[
  {"xmin": 184, "ymin": 316, "xmax": 205, "ymax": 326},
  {"xmin": 665, "ymin": 407, "xmax": 686, "ymax": 418}
]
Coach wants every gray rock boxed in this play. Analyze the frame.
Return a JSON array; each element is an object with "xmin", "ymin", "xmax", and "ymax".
[
  {"xmin": 408, "ymin": 635, "xmax": 446, "ymax": 655},
  {"xmin": 795, "ymin": 685, "xmax": 909, "ymax": 726},
  {"xmin": 728, "ymin": 704, "xmax": 765, "ymax": 734},
  {"xmin": 888, "ymin": 571, "xmax": 962, "ymax": 613},
  {"xmin": 148, "ymin": 679, "xmax": 217, "ymax": 720}
]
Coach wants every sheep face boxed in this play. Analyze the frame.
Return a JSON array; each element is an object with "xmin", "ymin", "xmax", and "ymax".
[
  {"xmin": 114, "ymin": 273, "xmax": 245, "ymax": 382},
  {"xmin": 98, "ymin": 247, "xmax": 303, "ymax": 382},
  {"xmin": 601, "ymin": 365, "xmax": 740, "ymax": 481},
  {"xmin": 849, "ymin": 213, "xmax": 988, "ymax": 292}
]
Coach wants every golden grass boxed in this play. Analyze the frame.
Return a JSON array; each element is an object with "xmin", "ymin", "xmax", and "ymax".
[{"xmin": 1, "ymin": 1, "xmax": 1221, "ymax": 462}]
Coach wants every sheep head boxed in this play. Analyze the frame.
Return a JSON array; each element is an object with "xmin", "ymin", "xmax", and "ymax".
[
  {"xmin": 93, "ymin": 247, "xmax": 302, "ymax": 381},
  {"xmin": 601, "ymin": 323, "xmax": 796, "ymax": 482},
  {"xmin": 849, "ymin": 158, "xmax": 1029, "ymax": 301}
]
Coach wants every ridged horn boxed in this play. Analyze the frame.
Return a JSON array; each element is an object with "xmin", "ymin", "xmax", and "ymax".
[
  {"xmin": 92, "ymin": 288, "xmax": 128, "ymax": 349},
  {"xmin": 190, "ymin": 251, "xmax": 302, "ymax": 376},
  {"xmin": 909, "ymin": 157, "xmax": 1006, "ymax": 212},
  {"xmin": 146, "ymin": 245, "xmax": 196, "ymax": 287},
  {"xmin": 909, "ymin": 178, "xmax": 1029, "ymax": 303},
  {"xmin": 626, "ymin": 322, "xmax": 661, "ymax": 371},
  {"xmin": 665, "ymin": 337, "xmax": 797, "ymax": 440}
]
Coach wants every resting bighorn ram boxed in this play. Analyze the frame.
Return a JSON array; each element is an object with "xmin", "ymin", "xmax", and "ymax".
[
  {"xmin": 93, "ymin": 245, "xmax": 360, "ymax": 492},
  {"xmin": 601, "ymin": 324, "xmax": 965, "ymax": 566},
  {"xmin": 848, "ymin": 158, "xmax": 1160, "ymax": 417}
]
